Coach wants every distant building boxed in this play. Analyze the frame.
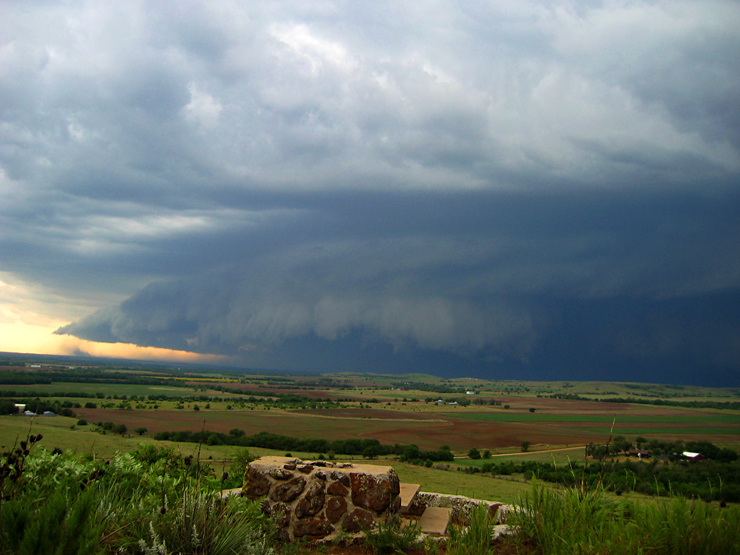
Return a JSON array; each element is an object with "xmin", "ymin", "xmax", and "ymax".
[
  {"xmin": 466, "ymin": 391, "xmax": 476, "ymax": 395},
  {"xmin": 24, "ymin": 411, "xmax": 37, "ymax": 417},
  {"xmin": 628, "ymin": 449, "xmax": 651, "ymax": 458},
  {"xmin": 42, "ymin": 411, "xmax": 56, "ymax": 417},
  {"xmin": 14, "ymin": 403, "xmax": 26, "ymax": 412},
  {"xmin": 682, "ymin": 451, "xmax": 706, "ymax": 461}
]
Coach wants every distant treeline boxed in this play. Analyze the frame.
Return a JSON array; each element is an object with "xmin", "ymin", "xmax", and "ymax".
[
  {"xmin": 0, "ymin": 388, "xmax": 343, "ymax": 407},
  {"xmin": 391, "ymin": 381, "xmax": 468, "ymax": 394},
  {"xmin": 0, "ymin": 369, "xmax": 187, "ymax": 387},
  {"xmin": 463, "ymin": 454, "xmax": 740, "ymax": 502},
  {"xmin": 154, "ymin": 429, "xmax": 397, "ymax": 457},
  {"xmin": 548, "ymin": 392, "xmax": 740, "ymax": 411},
  {"xmin": 153, "ymin": 429, "xmax": 455, "ymax": 462}
]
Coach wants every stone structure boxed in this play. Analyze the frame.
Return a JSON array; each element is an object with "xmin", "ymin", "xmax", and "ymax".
[
  {"xmin": 405, "ymin": 492, "xmax": 509, "ymax": 527},
  {"xmin": 242, "ymin": 456, "xmax": 401, "ymax": 542}
]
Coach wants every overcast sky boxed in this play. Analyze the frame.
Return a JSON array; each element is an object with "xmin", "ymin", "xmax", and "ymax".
[{"xmin": 2, "ymin": 1, "xmax": 739, "ymax": 385}]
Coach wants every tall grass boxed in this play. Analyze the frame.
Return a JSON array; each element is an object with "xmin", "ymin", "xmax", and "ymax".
[
  {"xmin": 1, "ymin": 438, "xmax": 275, "ymax": 555},
  {"xmin": 362, "ymin": 514, "xmax": 422, "ymax": 554},
  {"xmin": 446, "ymin": 504, "xmax": 497, "ymax": 555},
  {"xmin": 512, "ymin": 481, "xmax": 740, "ymax": 555}
]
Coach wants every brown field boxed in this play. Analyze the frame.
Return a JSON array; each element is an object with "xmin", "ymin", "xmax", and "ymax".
[
  {"xmin": 76, "ymin": 402, "xmax": 633, "ymax": 451},
  {"xmin": 4, "ymin": 366, "xmax": 739, "ymax": 454}
]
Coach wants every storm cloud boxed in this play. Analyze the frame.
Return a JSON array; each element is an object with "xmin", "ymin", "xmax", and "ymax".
[{"xmin": 2, "ymin": 1, "xmax": 739, "ymax": 384}]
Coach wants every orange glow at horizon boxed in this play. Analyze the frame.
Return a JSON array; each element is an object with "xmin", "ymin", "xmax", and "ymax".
[{"xmin": 0, "ymin": 319, "xmax": 231, "ymax": 365}]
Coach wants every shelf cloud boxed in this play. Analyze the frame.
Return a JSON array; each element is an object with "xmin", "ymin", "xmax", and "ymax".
[{"xmin": 1, "ymin": 1, "xmax": 738, "ymax": 384}]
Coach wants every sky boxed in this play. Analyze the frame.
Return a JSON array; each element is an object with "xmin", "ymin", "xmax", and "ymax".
[{"xmin": 1, "ymin": 1, "xmax": 739, "ymax": 386}]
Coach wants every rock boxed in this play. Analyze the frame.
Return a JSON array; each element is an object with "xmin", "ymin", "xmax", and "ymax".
[
  {"xmin": 243, "ymin": 464, "xmax": 272, "ymax": 498},
  {"xmin": 269, "ymin": 468, "xmax": 294, "ymax": 480},
  {"xmin": 295, "ymin": 481, "xmax": 326, "ymax": 519},
  {"xmin": 267, "ymin": 502, "xmax": 292, "ymax": 528},
  {"xmin": 327, "ymin": 481, "xmax": 349, "ymax": 496},
  {"xmin": 315, "ymin": 470, "xmax": 327, "ymax": 481},
  {"xmin": 342, "ymin": 508, "xmax": 375, "ymax": 533},
  {"xmin": 270, "ymin": 476, "xmax": 306, "ymax": 503},
  {"xmin": 326, "ymin": 496, "xmax": 347, "ymax": 523},
  {"xmin": 293, "ymin": 518, "xmax": 334, "ymax": 539},
  {"xmin": 284, "ymin": 463, "xmax": 297, "ymax": 470},
  {"xmin": 350, "ymin": 471, "xmax": 400, "ymax": 513},
  {"xmin": 298, "ymin": 464, "xmax": 314, "ymax": 474}
]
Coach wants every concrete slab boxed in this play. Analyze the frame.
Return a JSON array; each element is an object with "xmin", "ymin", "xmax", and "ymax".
[
  {"xmin": 399, "ymin": 483, "xmax": 420, "ymax": 511},
  {"xmin": 220, "ymin": 488, "xmax": 242, "ymax": 499},
  {"xmin": 418, "ymin": 507, "xmax": 452, "ymax": 536}
]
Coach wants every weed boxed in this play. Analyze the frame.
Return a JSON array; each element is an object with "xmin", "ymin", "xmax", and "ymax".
[
  {"xmin": 363, "ymin": 514, "xmax": 422, "ymax": 554},
  {"xmin": 447, "ymin": 504, "xmax": 496, "ymax": 555}
]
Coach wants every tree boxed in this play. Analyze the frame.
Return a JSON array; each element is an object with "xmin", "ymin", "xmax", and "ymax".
[
  {"xmin": 135, "ymin": 427, "xmax": 148, "ymax": 436},
  {"xmin": 521, "ymin": 441, "xmax": 531, "ymax": 452},
  {"xmin": 468, "ymin": 447, "xmax": 481, "ymax": 459},
  {"xmin": 363, "ymin": 445, "xmax": 381, "ymax": 459},
  {"xmin": 403, "ymin": 445, "xmax": 421, "ymax": 461},
  {"xmin": 483, "ymin": 450, "xmax": 492, "ymax": 459},
  {"xmin": 529, "ymin": 408, "xmax": 536, "ymax": 413}
]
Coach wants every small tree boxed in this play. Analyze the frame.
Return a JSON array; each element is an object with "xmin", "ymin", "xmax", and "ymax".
[
  {"xmin": 529, "ymin": 407, "xmax": 536, "ymax": 413},
  {"xmin": 135, "ymin": 427, "xmax": 148, "ymax": 436},
  {"xmin": 521, "ymin": 441, "xmax": 531, "ymax": 452},
  {"xmin": 468, "ymin": 447, "xmax": 481, "ymax": 459}
]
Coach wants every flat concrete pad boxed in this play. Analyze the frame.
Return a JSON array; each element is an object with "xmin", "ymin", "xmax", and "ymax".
[
  {"xmin": 418, "ymin": 507, "xmax": 452, "ymax": 536},
  {"xmin": 220, "ymin": 488, "xmax": 242, "ymax": 499},
  {"xmin": 399, "ymin": 483, "xmax": 420, "ymax": 511}
]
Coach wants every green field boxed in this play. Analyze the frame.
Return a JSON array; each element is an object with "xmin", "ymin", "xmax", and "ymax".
[
  {"xmin": 446, "ymin": 412, "xmax": 740, "ymax": 423},
  {"xmin": 3, "ymin": 361, "xmax": 740, "ymax": 505}
]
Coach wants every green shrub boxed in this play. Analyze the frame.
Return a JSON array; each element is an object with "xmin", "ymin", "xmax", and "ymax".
[
  {"xmin": 447, "ymin": 504, "xmax": 496, "ymax": 555},
  {"xmin": 363, "ymin": 514, "xmax": 422, "ymax": 554}
]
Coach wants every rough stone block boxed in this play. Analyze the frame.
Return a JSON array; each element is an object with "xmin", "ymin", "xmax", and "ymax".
[
  {"xmin": 295, "ymin": 481, "xmax": 325, "ymax": 519},
  {"xmin": 350, "ymin": 471, "xmax": 400, "ymax": 513},
  {"xmin": 270, "ymin": 476, "xmax": 306, "ymax": 502}
]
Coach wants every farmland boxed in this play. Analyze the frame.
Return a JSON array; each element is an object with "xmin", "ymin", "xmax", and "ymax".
[{"xmin": 2, "ymin": 358, "xmax": 740, "ymax": 504}]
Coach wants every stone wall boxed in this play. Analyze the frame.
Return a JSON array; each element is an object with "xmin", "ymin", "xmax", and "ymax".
[
  {"xmin": 242, "ymin": 456, "xmax": 401, "ymax": 542},
  {"xmin": 405, "ymin": 492, "xmax": 509, "ymax": 527}
]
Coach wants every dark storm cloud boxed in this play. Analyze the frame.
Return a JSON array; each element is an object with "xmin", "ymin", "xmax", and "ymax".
[{"xmin": 1, "ymin": 1, "xmax": 739, "ymax": 383}]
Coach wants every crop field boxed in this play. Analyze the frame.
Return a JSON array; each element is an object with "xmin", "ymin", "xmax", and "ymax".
[
  {"xmin": 3, "ymin": 362, "xmax": 740, "ymax": 452},
  {"xmin": 3, "ymin": 360, "xmax": 740, "ymax": 509}
]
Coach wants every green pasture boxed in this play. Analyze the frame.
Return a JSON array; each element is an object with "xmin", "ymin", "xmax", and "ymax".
[
  {"xmin": 453, "ymin": 448, "xmax": 587, "ymax": 466},
  {"xmin": 0, "ymin": 382, "xmax": 226, "ymax": 398},
  {"xmin": 445, "ymin": 412, "xmax": 740, "ymax": 424},
  {"xmin": 391, "ymin": 461, "xmax": 534, "ymax": 504},
  {"xmin": 587, "ymin": 427, "xmax": 740, "ymax": 435}
]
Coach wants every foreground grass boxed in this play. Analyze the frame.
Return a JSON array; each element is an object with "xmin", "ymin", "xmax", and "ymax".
[{"xmin": 512, "ymin": 482, "xmax": 740, "ymax": 555}]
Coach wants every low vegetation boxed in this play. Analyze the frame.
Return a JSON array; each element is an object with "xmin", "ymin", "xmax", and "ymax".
[
  {"xmin": 0, "ymin": 436, "xmax": 272, "ymax": 555},
  {"xmin": 512, "ymin": 482, "xmax": 740, "ymax": 555}
]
